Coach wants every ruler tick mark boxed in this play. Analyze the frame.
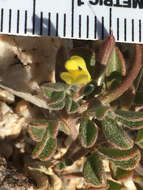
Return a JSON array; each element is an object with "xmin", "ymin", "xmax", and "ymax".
[
  {"xmin": 132, "ymin": 19, "xmax": 134, "ymax": 42},
  {"xmin": 33, "ymin": 0, "xmax": 36, "ymax": 34},
  {"xmin": 1, "ymin": 9, "xmax": 4, "ymax": 32},
  {"xmin": 63, "ymin": 14, "xmax": 66, "ymax": 37},
  {"xmin": 139, "ymin": 19, "xmax": 141, "ymax": 42},
  {"xmin": 94, "ymin": 16, "xmax": 97, "ymax": 39},
  {"xmin": 87, "ymin": 15, "xmax": 89, "ymax": 38},
  {"xmin": 71, "ymin": 0, "xmax": 74, "ymax": 37},
  {"xmin": 102, "ymin": 16, "xmax": 104, "ymax": 40},
  {"xmin": 8, "ymin": 9, "xmax": 12, "ymax": 33},
  {"xmin": 124, "ymin": 18, "xmax": 127, "ymax": 42},
  {"xmin": 117, "ymin": 18, "xmax": 119, "ymax": 41},
  {"xmin": 24, "ymin": 11, "xmax": 27, "ymax": 34},
  {"xmin": 48, "ymin": 12, "xmax": 51, "ymax": 36},
  {"xmin": 17, "ymin": 10, "xmax": 20, "ymax": 34},
  {"xmin": 79, "ymin": 15, "xmax": 81, "ymax": 38},
  {"xmin": 109, "ymin": 8, "xmax": 112, "ymax": 34},
  {"xmin": 56, "ymin": 13, "xmax": 59, "ymax": 36},
  {"xmin": 40, "ymin": 12, "xmax": 43, "ymax": 35}
]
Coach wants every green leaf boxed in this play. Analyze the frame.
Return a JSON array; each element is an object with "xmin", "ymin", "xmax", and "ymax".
[
  {"xmin": 106, "ymin": 47, "xmax": 126, "ymax": 77},
  {"xmin": 98, "ymin": 147, "xmax": 139, "ymax": 161},
  {"xmin": 28, "ymin": 120, "xmax": 48, "ymax": 142},
  {"xmin": 69, "ymin": 85, "xmax": 77, "ymax": 92},
  {"xmin": 107, "ymin": 180, "xmax": 123, "ymax": 190},
  {"xmin": 47, "ymin": 91, "xmax": 65, "ymax": 105},
  {"xmin": 112, "ymin": 150, "xmax": 141, "ymax": 170},
  {"xmin": 57, "ymin": 159, "xmax": 73, "ymax": 170},
  {"xmin": 95, "ymin": 105, "xmax": 110, "ymax": 120},
  {"xmin": 116, "ymin": 117, "xmax": 143, "ymax": 130},
  {"xmin": 38, "ymin": 137, "xmax": 57, "ymax": 161},
  {"xmin": 48, "ymin": 99, "xmax": 65, "ymax": 110},
  {"xmin": 83, "ymin": 152, "xmax": 106, "ymax": 187},
  {"xmin": 136, "ymin": 128, "xmax": 143, "ymax": 148},
  {"xmin": 105, "ymin": 47, "xmax": 126, "ymax": 90},
  {"xmin": 110, "ymin": 166, "xmax": 133, "ymax": 181},
  {"xmin": 115, "ymin": 110, "xmax": 143, "ymax": 121},
  {"xmin": 43, "ymin": 88, "xmax": 53, "ymax": 98},
  {"xmin": 42, "ymin": 82, "xmax": 67, "ymax": 92},
  {"xmin": 102, "ymin": 116, "xmax": 134, "ymax": 150},
  {"xmin": 32, "ymin": 128, "xmax": 57, "ymax": 161},
  {"xmin": 70, "ymin": 101, "xmax": 79, "ymax": 113},
  {"xmin": 66, "ymin": 96, "xmax": 79, "ymax": 114},
  {"xmin": 79, "ymin": 119, "xmax": 98, "ymax": 148},
  {"xmin": 136, "ymin": 128, "xmax": 143, "ymax": 143},
  {"xmin": 47, "ymin": 120, "xmax": 59, "ymax": 138}
]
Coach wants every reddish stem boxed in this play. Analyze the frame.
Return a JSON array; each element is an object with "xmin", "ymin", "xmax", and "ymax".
[{"xmin": 99, "ymin": 44, "xmax": 142, "ymax": 104}]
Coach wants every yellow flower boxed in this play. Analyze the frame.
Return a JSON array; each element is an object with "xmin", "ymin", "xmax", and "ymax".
[{"xmin": 60, "ymin": 56, "xmax": 91, "ymax": 85}]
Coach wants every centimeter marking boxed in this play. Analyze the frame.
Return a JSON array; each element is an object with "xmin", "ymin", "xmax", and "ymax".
[{"xmin": 0, "ymin": 0, "xmax": 142, "ymax": 43}]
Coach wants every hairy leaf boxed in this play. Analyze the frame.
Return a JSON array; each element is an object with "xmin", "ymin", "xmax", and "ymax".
[
  {"xmin": 107, "ymin": 180, "xmax": 123, "ymax": 190},
  {"xmin": 111, "ymin": 150, "xmax": 141, "ymax": 170},
  {"xmin": 48, "ymin": 99, "xmax": 65, "ymax": 110},
  {"xmin": 98, "ymin": 147, "xmax": 139, "ymax": 161},
  {"xmin": 57, "ymin": 159, "xmax": 73, "ymax": 170},
  {"xmin": 136, "ymin": 128, "xmax": 143, "ymax": 143},
  {"xmin": 106, "ymin": 47, "xmax": 126, "ymax": 77},
  {"xmin": 42, "ymin": 82, "xmax": 67, "ymax": 92},
  {"xmin": 136, "ymin": 128, "xmax": 143, "ymax": 148},
  {"xmin": 32, "ymin": 128, "xmax": 57, "ymax": 161},
  {"xmin": 66, "ymin": 96, "xmax": 79, "ymax": 114},
  {"xmin": 38, "ymin": 137, "xmax": 57, "ymax": 161},
  {"xmin": 110, "ymin": 165, "xmax": 133, "ymax": 181},
  {"xmin": 83, "ymin": 152, "xmax": 106, "ymax": 187},
  {"xmin": 116, "ymin": 117, "xmax": 143, "ymax": 130},
  {"xmin": 47, "ymin": 120, "xmax": 59, "ymax": 138},
  {"xmin": 102, "ymin": 116, "xmax": 134, "ymax": 149},
  {"xmin": 29, "ymin": 120, "xmax": 48, "ymax": 142},
  {"xmin": 79, "ymin": 119, "xmax": 98, "ymax": 148},
  {"xmin": 115, "ymin": 110, "xmax": 143, "ymax": 121},
  {"xmin": 95, "ymin": 105, "xmax": 110, "ymax": 120},
  {"xmin": 47, "ymin": 91, "xmax": 65, "ymax": 105}
]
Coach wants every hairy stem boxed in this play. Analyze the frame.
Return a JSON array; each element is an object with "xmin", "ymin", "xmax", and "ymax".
[{"xmin": 99, "ymin": 44, "xmax": 142, "ymax": 104}]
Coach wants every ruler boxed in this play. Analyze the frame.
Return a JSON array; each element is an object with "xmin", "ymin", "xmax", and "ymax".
[{"xmin": 0, "ymin": 0, "xmax": 142, "ymax": 43}]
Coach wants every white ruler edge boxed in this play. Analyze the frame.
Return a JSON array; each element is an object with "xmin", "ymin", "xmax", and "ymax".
[{"xmin": 0, "ymin": 0, "xmax": 142, "ymax": 44}]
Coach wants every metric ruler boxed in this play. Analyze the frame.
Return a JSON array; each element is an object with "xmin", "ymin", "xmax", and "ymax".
[{"xmin": 0, "ymin": 0, "xmax": 142, "ymax": 43}]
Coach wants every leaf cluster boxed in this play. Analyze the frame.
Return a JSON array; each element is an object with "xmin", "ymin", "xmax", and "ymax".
[{"xmin": 28, "ymin": 35, "xmax": 143, "ymax": 189}]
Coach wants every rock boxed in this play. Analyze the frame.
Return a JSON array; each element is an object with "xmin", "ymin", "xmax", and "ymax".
[{"xmin": 0, "ymin": 101, "xmax": 26, "ymax": 138}]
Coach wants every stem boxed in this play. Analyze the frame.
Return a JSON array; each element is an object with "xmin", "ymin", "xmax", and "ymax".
[
  {"xmin": 135, "ymin": 66, "xmax": 143, "ymax": 91},
  {"xmin": 70, "ymin": 148, "xmax": 91, "ymax": 162},
  {"xmin": 99, "ymin": 45, "xmax": 142, "ymax": 104}
]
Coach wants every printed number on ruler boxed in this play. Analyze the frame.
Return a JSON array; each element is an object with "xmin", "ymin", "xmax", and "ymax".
[{"xmin": 0, "ymin": 0, "xmax": 142, "ymax": 43}]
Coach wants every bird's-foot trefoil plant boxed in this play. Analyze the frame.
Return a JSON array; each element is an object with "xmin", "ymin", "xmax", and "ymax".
[{"xmin": 28, "ymin": 34, "xmax": 143, "ymax": 189}]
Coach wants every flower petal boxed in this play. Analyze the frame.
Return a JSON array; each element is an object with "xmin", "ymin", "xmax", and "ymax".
[
  {"xmin": 65, "ymin": 56, "xmax": 87, "ymax": 71},
  {"xmin": 74, "ymin": 74, "xmax": 90, "ymax": 84},
  {"xmin": 60, "ymin": 72, "xmax": 73, "ymax": 84},
  {"xmin": 69, "ymin": 70, "xmax": 91, "ymax": 84}
]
